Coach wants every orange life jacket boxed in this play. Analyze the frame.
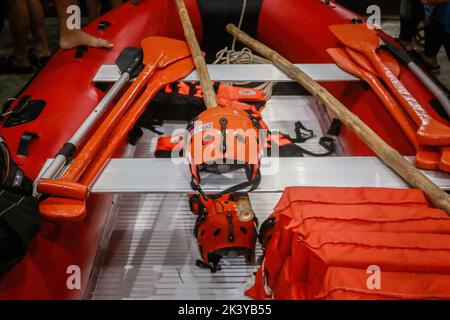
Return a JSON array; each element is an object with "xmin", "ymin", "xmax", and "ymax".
[{"xmin": 248, "ymin": 187, "xmax": 450, "ymax": 300}]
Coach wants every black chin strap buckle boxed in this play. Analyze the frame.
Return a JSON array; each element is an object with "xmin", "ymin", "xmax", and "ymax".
[
  {"xmin": 292, "ymin": 121, "xmax": 315, "ymax": 143},
  {"xmin": 191, "ymin": 179, "xmax": 209, "ymax": 200},
  {"xmin": 195, "ymin": 259, "xmax": 221, "ymax": 273}
]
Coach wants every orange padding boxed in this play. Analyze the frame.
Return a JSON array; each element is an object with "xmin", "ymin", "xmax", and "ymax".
[{"xmin": 246, "ymin": 187, "xmax": 450, "ymax": 300}]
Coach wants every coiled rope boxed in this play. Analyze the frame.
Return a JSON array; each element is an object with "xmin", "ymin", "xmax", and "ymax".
[{"xmin": 213, "ymin": 0, "xmax": 275, "ymax": 100}]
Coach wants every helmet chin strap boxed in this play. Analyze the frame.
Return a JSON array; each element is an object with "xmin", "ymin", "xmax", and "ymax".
[{"xmin": 191, "ymin": 171, "xmax": 261, "ymax": 200}]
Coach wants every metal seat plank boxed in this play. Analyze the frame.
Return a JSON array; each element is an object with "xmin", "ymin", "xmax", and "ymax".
[
  {"xmin": 93, "ymin": 63, "xmax": 358, "ymax": 83},
  {"xmin": 90, "ymin": 157, "xmax": 450, "ymax": 193}
]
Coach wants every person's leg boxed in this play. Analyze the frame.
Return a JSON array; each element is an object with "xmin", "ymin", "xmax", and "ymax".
[
  {"xmin": 7, "ymin": 0, "xmax": 31, "ymax": 67},
  {"xmin": 27, "ymin": 0, "xmax": 51, "ymax": 58},
  {"xmin": 422, "ymin": 16, "xmax": 446, "ymax": 72},
  {"xmin": 443, "ymin": 30, "xmax": 450, "ymax": 60},
  {"xmin": 399, "ymin": 0, "xmax": 423, "ymax": 51},
  {"xmin": 399, "ymin": 0, "xmax": 414, "ymax": 42},
  {"xmin": 108, "ymin": 0, "xmax": 123, "ymax": 8},
  {"xmin": 86, "ymin": 0, "xmax": 101, "ymax": 21},
  {"xmin": 410, "ymin": 0, "xmax": 424, "ymax": 26},
  {"xmin": 424, "ymin": 18, "xmax": 444, "ymax": 63}
]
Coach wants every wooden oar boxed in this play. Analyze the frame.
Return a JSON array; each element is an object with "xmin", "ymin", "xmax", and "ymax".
[
  {"xmin": 174, "ymin": 0, "xmax": 255, "ymax": 210},
  {"xmin": 37, "ymin": 37, "xmax": 191, "ymax": 200},
  {"xmin": 174, "ymin": 0, "xmax": 217, "ymax": 109},
  {"xmin": 39, "ymin": 56, "xmax": 196, "ymax": 222},
  {"xmin": 328, "ymin": 48, "xmax": 440, "ymax": 170},
  {"xmin": 329, "ymin": 24, "xmax": 450, "ymax": 147},
  {"xmin": 226, "ymin": 23, "xmax": 450, "ymax": 214}
]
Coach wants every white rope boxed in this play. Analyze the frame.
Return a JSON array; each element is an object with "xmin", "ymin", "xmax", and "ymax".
[
  {"xmin": 231, "ymin": 0, "xmax": 247, "ymax": 51},
  {"xmin": 213, "ymin": 0, "xmax": 276, "ymax": 100}
]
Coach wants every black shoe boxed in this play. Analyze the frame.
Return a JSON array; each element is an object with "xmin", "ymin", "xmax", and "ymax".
[
  {"xmin": 0, "ymin": 56, "xmax": 34, "ymax": 74},
  {"xmin": 28, "ymin": 49, "xmax": 51, "ymax": 69},
  {"xmin": 419, "ymin": 54, "xmax": 441, "ymax": 74}
]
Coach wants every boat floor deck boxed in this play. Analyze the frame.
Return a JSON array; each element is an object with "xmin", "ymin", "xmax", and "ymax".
[{"xmin": 89, "ymin": 95, "xmax": 330, "ymax": 299}]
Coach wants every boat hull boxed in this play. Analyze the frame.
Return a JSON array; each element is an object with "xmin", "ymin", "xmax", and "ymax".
[{"xmin": 0, "ymin": 0, "xmax": 446, "ymax": 299}]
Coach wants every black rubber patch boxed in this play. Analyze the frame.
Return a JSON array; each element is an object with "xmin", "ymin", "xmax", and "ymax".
[
  {"xmin": 3, "ymin": 99, "xmax": 46, "ymax": 128},
  {"xmin": 17, "ymin": 132, "xmax": 38, "ymax": 157}
]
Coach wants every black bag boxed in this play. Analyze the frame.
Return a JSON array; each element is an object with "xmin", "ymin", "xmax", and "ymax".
[
  {"xmin": 0, "ymin": 137, "xmax": 33, "ymax": 195},
  {"xmin": 0, "ymin": 137, "xmax": 40, "ymax": 274},
  {"xmin": 0, "ymin": 188, "xmax": 40, "ymax": 274}
]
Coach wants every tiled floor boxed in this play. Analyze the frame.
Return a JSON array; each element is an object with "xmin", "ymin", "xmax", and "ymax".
[{"xmin": 0, "ymin": 18, "xmax": 60, "ymax": 103}]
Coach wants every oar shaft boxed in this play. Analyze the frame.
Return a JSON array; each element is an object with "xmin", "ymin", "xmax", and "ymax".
[
  {"xmin": 174, "ymin": 0, "xmax": 217, "ymax": 109},
  {"xmin": 365, "ymin": 72, "xmax": 418, "ymax": 148},
  {"xmin": 79, "ymin": 84, "xmax": 161, "ymax": 185},
  {"xmin": 38, "ymin": 71, "xmax": 131, "ymax": 182},
  {"xmin": 226, "ymin": 23, "xmax": 450, "ymax": 214},
  {"xmin": 62, "ymin": 63, "xmax": 158, "ymax": 182},
  {"xmin": 368, "ymin": 52, "xmax": 429, "ymax": 124}
]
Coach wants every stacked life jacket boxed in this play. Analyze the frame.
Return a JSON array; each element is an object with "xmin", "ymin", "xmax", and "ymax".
[{"xmin": 248, "ymin": 186, "xmax": 450, "ymax": 300}]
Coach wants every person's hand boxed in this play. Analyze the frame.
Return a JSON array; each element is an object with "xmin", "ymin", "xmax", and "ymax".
[{"xmin": 59, "ymin": 29, "xmax": 113, "ymax": 50}]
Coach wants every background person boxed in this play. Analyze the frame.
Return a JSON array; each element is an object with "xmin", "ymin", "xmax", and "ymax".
[
  {"xmin": 399, "ymin": 0, "xmax": 424, "ymax": 52},
  {"xmin": 0, "ymin": 0, "xmax": 51, "ymax": 73},
  {"xmin": 422, "ymin": 0, "xmax": 450, "ymax": 72},
  {"xmin": 86, "ymin": 0, "xmax": 124, "ymax": 22},
  {"xmin": 0, "ymin": 0, "xmax": 120, "ymax": 74}
]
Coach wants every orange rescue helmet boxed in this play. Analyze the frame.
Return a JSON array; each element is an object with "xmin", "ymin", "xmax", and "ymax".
[{"xmin": 185, "ymin": 106, "xmax": 263, "ymax": 197}]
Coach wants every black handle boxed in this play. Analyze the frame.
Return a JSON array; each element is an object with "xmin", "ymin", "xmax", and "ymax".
[
  {"xmin": 12, "ymin": 95, "xmax": 32, "ymax": 116},
  {"xmin": 379, "ymin": 34, "xmax": 412, "ymax": 65},
  {"xmin": 115, "ymin": 47, "xmax": 144, "ymax": 76}
]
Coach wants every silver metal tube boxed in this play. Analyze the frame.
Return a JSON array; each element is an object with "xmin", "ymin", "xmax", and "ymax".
[
  {"xmin": 69, "ymin": 72, "xmax": 130, "ymax": 146},
  {"xmin": 39, "ymin": 154, "xmax": 66, "ymax": 180},
  {"xmin": 34, "ymin": 72, "xmax": 131, "ymax": 195}
]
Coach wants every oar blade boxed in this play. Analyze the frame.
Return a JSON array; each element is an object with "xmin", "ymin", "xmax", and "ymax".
[
  {"xmin": 327, "ymin": 48, "xmax": 364, "ymax": 79},
  {"xmin": 141, "ymin": 36, "xmax": 191, "ymax": 67},
  {"xmin": 415, "ymin": 146, "xmax": 441, "ymax": 171},
  {"xmin": 39, "ymin": 197, "xmax": 87, "ymax": 222},
  {"xmin": 151, "ymin": 56, "xmax": 196, "ymax": 83},
  {"xmin": 329, "ymin": 24, "xmax": 380, "ymax": 52},
  {"xmin": 345, "ymin": 47, "xmax": 376, "ymax": 74},
  {"xmin": 439, "ymin": 149, "xmax": 450, "ymax": 172}
]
